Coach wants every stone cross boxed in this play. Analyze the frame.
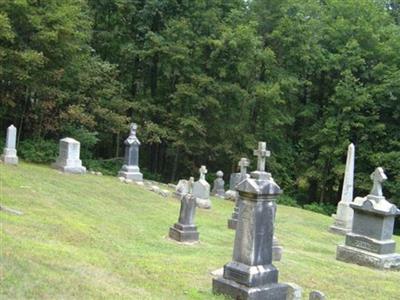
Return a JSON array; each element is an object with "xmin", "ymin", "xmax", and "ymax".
[
  {"xmin": 199, "ymin": 165, "xmax": 208, "ymax": 180},
  {"xmin": 370, "ymin": 167, "xmax": 387, "ymax": 197},
  {"xmin": 238, "ymin": 157, "xmax": 250, "ymax": 178},
  {"xmin": 253, "ymin": 142, "xmax": 270, "ymax": 172}
]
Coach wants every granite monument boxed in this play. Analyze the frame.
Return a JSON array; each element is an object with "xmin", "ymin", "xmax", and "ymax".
[
  {"xmin": 193, "ymin": 165, "xmax": 211, "ymax": 209},
  {"xmin": 118, "ymin": 123, "xmax": 143, "ymax": 182},
  {"xmin": 213, "ymin": 142, "xmax": 290, "ymax": 300},
  {"xmin": 212, "ymin": 170, "xmax": 225, "ymax": 198},
  {"xmin": 336, "ymin": 167, "xmax": 400, "ymax": 269},
  {"xmin": 169, "ymin": 177, "xmax": 199, "ymax": 243}
]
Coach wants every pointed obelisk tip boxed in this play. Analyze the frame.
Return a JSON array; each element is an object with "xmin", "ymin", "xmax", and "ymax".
[
  {"xmin": 8, "ymin": 124, "xmax": 16, "ymax": 129},
  {"xmin": 349, "ymin": 143, "xmax": 355, "ymax": 149}
]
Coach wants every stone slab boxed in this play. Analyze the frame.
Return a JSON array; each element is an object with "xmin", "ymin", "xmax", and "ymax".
[
  {"xmin": 213, "ymin": 277, "xmax": 289, "ymax": 300},
  {"xmin": 117, "ymin": 170, "xmax": 143, "ymax": 181},
  {"xmin": 336, "ymin": 244, "xmax": 400, "ymax": 270}
]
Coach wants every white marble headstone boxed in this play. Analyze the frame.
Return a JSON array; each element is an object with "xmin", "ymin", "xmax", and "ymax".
[
  {"xmin": 52, "ymin": 137, "xmax": 86, "ymax": 174},
  {"xmin": 1, "ymin": 125, "xmax": 19, "ymax": 165}
]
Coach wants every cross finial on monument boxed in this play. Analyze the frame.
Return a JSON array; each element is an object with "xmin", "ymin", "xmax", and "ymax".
[
  {"xmin": 199, "ymin": 165, "xmax": 208, "ymax": 180},
  {"xmin": 238, "ymin": 158, "xmax": 250, "ymax": 177},
  {"xmin": 370, "ymin": 167, "xmax": 387, "ymax": 197},
  {"xmin": 253, "ymin": 142, "xmax": 270, "ymax": 172}
]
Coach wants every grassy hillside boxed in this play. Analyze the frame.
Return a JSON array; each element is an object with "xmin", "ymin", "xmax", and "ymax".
[{"xmin": 0, "ymin": 163, "xmax": 399, "ymax": 300}]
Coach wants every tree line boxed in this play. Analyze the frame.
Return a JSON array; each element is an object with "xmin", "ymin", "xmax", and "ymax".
[{"xmin": 1, "ymin": 0, "xmax": 399, "ymax": 209}]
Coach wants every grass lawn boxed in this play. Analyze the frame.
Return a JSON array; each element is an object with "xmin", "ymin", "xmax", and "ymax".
[{"xmin": 0, "ymin": 162, "xmax": 399, "ymax": 299}]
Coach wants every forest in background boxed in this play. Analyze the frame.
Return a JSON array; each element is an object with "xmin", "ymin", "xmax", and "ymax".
[{"xmin": 1, "ymin": 0, "xmax": 399, "ymax": 212}]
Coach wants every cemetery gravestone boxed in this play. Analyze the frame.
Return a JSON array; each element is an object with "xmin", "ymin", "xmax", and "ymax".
[
  {"xmin": 193, "ymin": 165, "xmax": 211, "ymax": 209},
  {"xmin": 52, "ymin": 137, "xmax": 86, "ymax": 174},
  {"xmin": 118, "ymin": 123, "xmax": 143, "ymax": 182},
  {"xmin": 212, "ymin": 170, "xmax": 225, "ymax": 198},
  {"xmin": 336, "ymin": 167, "xmax": 400, "ymax": 270},
  {"xmin": 224, "ymin": 172, "xmax": 241, "ymax": 201},
  {"xmin": 213, "ymin": 142, "xmax": 291, "ymax": 300},
  {"xmin": 169, "ymin": 177, "xmax": 199, "ymax": 243},
  {"xmin": 330, "ymin": 143, "xmax": 355, "ymax": 234},
  {"xmin": 174, "ymin": 179, "xmax": 189, "ymax": 199},
  {"xmin": 227, "ymin": 157, "xmax": 250, "ymax": 230},
  {"xmin": 1, "ymin": 125, "xmax": 18, "ymax": 165}
]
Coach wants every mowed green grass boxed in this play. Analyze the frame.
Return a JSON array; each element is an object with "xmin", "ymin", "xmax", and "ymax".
[{"xmin": 0, "ymin": 163, "xmax": 399, "ymax": 300}]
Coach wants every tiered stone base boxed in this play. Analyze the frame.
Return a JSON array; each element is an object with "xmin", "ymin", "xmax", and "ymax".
[
  {"xmin": 336, "ymin": 245, "xmax": 400, "ymax": 270},
  {"xmin": 213, "ymin": 277, "xmax": 289, "ymax": 300},
  {"xmin": 118, "ymin": 170, "xmax": 143, "ymax": 181},
  {"xmin": 169, "ymin": 223, "xmax": 199, "ymax": 243}
]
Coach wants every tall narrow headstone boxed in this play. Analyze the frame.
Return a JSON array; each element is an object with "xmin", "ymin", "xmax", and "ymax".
[
  {"xmin": 330, "ymin": 143, "xmax": 355, "ymax": 234},
  {"xmin": 336, "ymin": 167, "xmax": 400, "ymax": 270},
  {"xmin": 193, "ymin": 165, "xmax": 211, "ymax": 209},
  {"xmin": 52, "ymin": 138, "xmax": 86, "ymax": 174},
  {"xmin": 212, "ymin": 170, "xmax": 225, "ymax": 198},
  {"xmin": 169, "ymin": 177, "xmax": 199, "ymax": 243},
  {"xmin": 118, "ymin": 123, "xmax": 143, "ymax": 182},
  {"xmin": 213, "ymin": 142, "xmax": 290, "ymax": 300},
  {"xmin": 227, "ymin": 157, "xmax": 249, "ymax": 230},
  {"xmin": 1, "ymin": 125, "xmax": 19, "ymax": 165}
]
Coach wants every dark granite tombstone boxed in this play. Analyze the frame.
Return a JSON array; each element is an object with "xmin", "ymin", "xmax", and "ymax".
[
  {"xmin": 169, "ymin": 177, "xmax": 199, "ymax": 243},
  {"xmin": 118, "ymin": 123, "xmax": 143, "ymax": 181},
  {"xmin": 213, "ymin": 142, "xmax": 290, "ymax": 300},
  {"xmin": 336, "ymin": 167, "xmax": 400, "ymax": 269}
]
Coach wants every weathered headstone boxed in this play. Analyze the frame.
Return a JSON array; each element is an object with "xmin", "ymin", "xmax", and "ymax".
[
  {"xmin": 330, "ymin": 143, "xmax": 355, "ymax": 234},
  {"xmin": 336, "ymin": 167, "xmax": 400, "ymax": 270},
  {"xmin": 169, "ymin": 177, "xmax": 199, "ymax": 243},
  {"xmin": 212, "ymin": 170, "xmax": 225, "ymax": 198},
  {"xmin": 213, "ymin": 142, "xmax": 291, "ymax": 300},
  {"xmin": 224, "ymin": 172, "xmax": 241, "ymax": 201},
  {"xmin": 227, "ymin": 157, "xmax": 250, "ymax": 230},
  {"xmin": 1, "ymin": 125, "xmax": 19, "ymax": 165},
  {"xmin": 52, "ymin": 137, "xmax": 86, "ymax": 174},
  {"xmin": 193, "ymin": 165, "xmax": 211, "ymax": 209},
  {"xmin": 118, "ymin": 123, "xmax": 143, "ymax": 182},
  {"xmin": 174, "ymin": 179, "xmax": 189, "ymax": 199}
]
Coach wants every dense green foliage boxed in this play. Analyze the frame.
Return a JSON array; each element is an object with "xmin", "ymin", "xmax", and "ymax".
[{"xmin": 1, "ymin": 0, "xmax": 399, "ymax": 208}]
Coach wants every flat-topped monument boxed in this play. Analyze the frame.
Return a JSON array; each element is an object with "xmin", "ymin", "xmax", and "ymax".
[{"xmin": 52, "ymin": 137, "xmax": 86, "ymax": 174}]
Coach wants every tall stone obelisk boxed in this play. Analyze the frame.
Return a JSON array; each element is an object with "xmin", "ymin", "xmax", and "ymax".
[
  {"xmin": 1, "ymin": 125, "xmax": 19, "ymax": 165},
  {"xmin": 330, "ymin": 143, "xmax": 355, "ymax": 234}
]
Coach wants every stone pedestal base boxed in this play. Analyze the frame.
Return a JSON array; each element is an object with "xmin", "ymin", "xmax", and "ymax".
[
  {"xmin": 336, "ymin": 245, "xmax": 400, "ymax": 270},
  {"xmin": 1, "ymin": 148, "xmax": 18, "ymax": 165},
  {"xmin": 196, "ymin": 198, "xmax": 211, "ymax": 209},
  {"xmin": 1, "ymin": 155, "xmax": 18, "ymax": 165},
  {"xmin": 329, "ymin": 223, "xmax": 351, "ymax": 235},
  {"xmin": 169, "ymin": 223, "xmax": 199, "ymax": 243},
  {"xmin": 118, "ymin": 170, "xmax": 143, "ymax": 181},
  {"xmin": 52, "ymin": 163, "xmax": 86, "ymax": 174},
  {"xmin": 213, "ymin": 277, "xmax": 289, "ymax": 300}
]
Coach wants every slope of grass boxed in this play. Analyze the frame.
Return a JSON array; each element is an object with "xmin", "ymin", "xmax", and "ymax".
[{"xmin": 0, "ymin": 162, "xmax": 399, "ymax": 299}]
